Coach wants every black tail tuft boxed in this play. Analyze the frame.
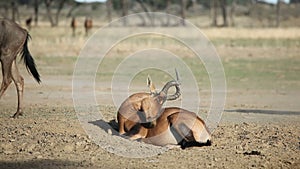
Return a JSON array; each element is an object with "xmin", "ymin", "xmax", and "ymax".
[{"xmin": 21, "ymin": 33, "xmax": 41, "ymax": 83}]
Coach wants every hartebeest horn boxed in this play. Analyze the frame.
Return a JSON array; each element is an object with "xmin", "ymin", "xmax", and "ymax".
[
  {"xmin": 160, "ymin": 80, "xmax": 181, "ymax": 100},
  {"xmin": 159, "ymin": 69, "xmax": 181, "ymax": 101},
  {"xmin": 147, "ymin": 75, "xmax": 156, "ymax": 94},
  {"xmin": 175, "ymin": 68, "xmax": 180, "ymax": 84}
]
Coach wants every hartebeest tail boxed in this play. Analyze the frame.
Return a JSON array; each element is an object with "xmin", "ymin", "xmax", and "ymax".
[{"xmin": 21, "ymin": 34, "xmax": 41, "ymax": 83}]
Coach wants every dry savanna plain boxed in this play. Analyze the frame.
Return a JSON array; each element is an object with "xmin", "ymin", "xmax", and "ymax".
[{"xmin": 0, "ymin": 22, "xmax": 300, "ymax": 169}]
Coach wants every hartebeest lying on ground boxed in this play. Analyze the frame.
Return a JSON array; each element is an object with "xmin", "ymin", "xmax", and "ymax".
[
  {"xmin": 139, "ymin": 107, "xmax": 211, "ymax": 148},
  {"xmin": 0, "ymin": 18, "xmax": 41, "ymax": 118},
  {"xmin": 117, "ymin": 73, "xmax": 211, "ymax": 148},
  {"xmin": 117, "ymin": 71, "xmax": 181, "ymax": 140}
]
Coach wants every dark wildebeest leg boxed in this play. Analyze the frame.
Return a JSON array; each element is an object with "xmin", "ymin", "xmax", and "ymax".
[
  {"xmin": 0, "ymin": 58, "xmax": 13, "ymax": 98},
  {"xmin": 0, "ymin": 43, "xmax": 24, "ymax": 118},
  {"xmin": 11, "ymin": 60, "xmax": 24, "ymax": 117}
]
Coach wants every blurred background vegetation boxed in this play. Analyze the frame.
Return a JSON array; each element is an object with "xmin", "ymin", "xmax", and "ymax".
[{"xmin": 1, "ymin": 0, "xmax": 299, "ymax": 28}]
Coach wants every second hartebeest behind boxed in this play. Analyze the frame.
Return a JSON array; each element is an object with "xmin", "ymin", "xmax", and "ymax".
[
  {"xmin": 84, "ymin": 17, "xmax": 92, "ymax": 36},
  {"xmin": 70, "ymin": 16, "xmax": 77, "ymax": 36}
]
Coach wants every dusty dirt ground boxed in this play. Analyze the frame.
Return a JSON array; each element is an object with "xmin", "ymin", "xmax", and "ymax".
[
  {"xmin": 1, "ymin": 26, "xmax": 300, "ymax": 168},
  {"xmin": 0, "ymin": 112, "xmax": 299, "ymax": 169},
  {"xmin": 0, "ymin": 76, "xmax": 299, "ymax": 169}
]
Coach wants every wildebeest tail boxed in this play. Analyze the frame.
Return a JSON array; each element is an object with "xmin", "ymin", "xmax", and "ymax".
[{"xmin": 21, "ymin": 33, "xmax": 41, "ymax": 83}]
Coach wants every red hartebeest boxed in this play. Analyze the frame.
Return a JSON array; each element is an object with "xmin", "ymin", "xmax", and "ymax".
[
  {"xmin": 84, "ymin": 17, "xmax": 92, "ymax": 36},
  {"xmin": 0, "ymin": 18, "xmax": 41, "ymax": 118},
  {"xmin": 70, "ymin": 16, "xmax": 76, "ymax": 36},
  {"xmin": 117, "ymin": 72, "xmax": 181, "ymax": 140},
  {"xmin": 117, "ymin": 73, "xmax": 211, "ymax": 148},
  {"xmin": 25, "ymin": 16, "xmax": 32, "ymax": 30},
  {"xmin": 141, "ymin": 107, "xmax": 212, "ymax": 148}
]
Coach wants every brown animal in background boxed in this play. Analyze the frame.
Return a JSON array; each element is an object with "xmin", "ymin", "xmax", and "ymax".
[
  {"xmin": 141, "ymin": 107, "xmax": 212, "ymax": 149},
  {"xmin": 117, "ymin": 72, "xmax": 181, "ymax": 140},
  {"xmin": 25, "ymin": 16, "xmax": 32, "ymax": 30},
  {"xmin": 71, "ymin": 16, "xmax": 77, "ymax": 36},
  {"xmin": 0, "ymin": 19, "xmax": 41, "ymax": 118},
  {"xmin": 84, "ymin": 17, "xmax": 93, "ymax": 36}
]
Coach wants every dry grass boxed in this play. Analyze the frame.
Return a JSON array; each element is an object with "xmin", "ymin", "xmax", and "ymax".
[
  {"xmin": 202, "ymin": 27, "xmax": 300, "ymax": 39},
  {"xmin": 27, "ymin": 22, "xmax": 300, "ymax": 58}
]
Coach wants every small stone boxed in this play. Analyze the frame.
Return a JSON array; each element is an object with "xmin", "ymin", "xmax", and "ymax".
[
  {"xmin": 4, "ymin": 150, "xmax": 14, "ymax": 155},
  {"xmin": 27, "ymin": 144, "xmax": 36, "ymax": 152},
  {"xmin": 107, "ymin": 129, "xmax": 112, "ymax": 135},
  {"xmin": 2, "ymin": 143, "xmax": 14, "ymax": 151},
  {"xmin": 63, "ymin": 145, "xmax": 74, "ymax": 153},
  {"xmin": 36, "ymin": 155, "xmax": 43, "ymax": 159}
]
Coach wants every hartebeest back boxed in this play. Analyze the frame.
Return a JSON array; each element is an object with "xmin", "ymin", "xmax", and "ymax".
[
  {"xmin": 0, "ymin": 18, "xmax": 40, "ymax": 118},
  {"xmin": 142, "ymin": 107, "xmax": 212, "ymax": 148}
]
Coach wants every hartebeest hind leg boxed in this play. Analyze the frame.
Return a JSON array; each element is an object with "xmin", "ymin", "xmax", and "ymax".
[{"xmin": 11, "ymin": 60, "xmax": 24, "ymax": 118}]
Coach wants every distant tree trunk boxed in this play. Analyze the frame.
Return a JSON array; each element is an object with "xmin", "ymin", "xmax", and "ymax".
[
  {"xmin": 246, "ymin": 0, "xmax": 256, "ymax": 16},
  {"xmin": 165, "ymin": 0, "xmax": 171, "ymax": 26},
  {"xmin": 180, "ymin": 0, "xmax": 186, "ymax": 26},
  {"xmin": 106, "ymin": 0, "xmax": 112, "ymax": 22},
  {"xmin": 220, "ymin": 0, "xmax": 228, "ymax": 27},
  {"xmin": 44, "ymin": 0, "xmax": 66, "ymax": 27},
  {"xmin": 45, "ymin": 0, "xmax": 55, "ymax": 26},
  {"xmin": 54, "ymin": 0, "xmax": 66, "ymax": 26},
  {"xmin": 11, "ymin": 2, "xmax": 16, "ymax": 22},
  {"xmin": 67, "ymin": 2, "xmax": 81, "ymax": 18},
  {"xmin": 191, "ymin": 0, "xmax": 197, "ymax": 12},
  {"xmin": 211, "ymin": 0, "xmax": 218, "ymax": 26},
  {"xmin": 230, "ymin": 0, "xmax": 236, "ymax": 27},
  {"xmin": 276, "ymin": 0, "xmax": 281, "ymax": 27},
  {"xmin": 11, "ymin": 1, "xmax": 20, "ymax": 23},
  {"xmin": 34, "ymin": 0, "xmax": 39, "ymax": 26},
  {"xmin": 136, "ymin": 0, "xmax": 154, "ymax": 26},
  {"xmin": 121, "ymin": 0, "xmax": 128, "ymax": 26},
  {"xmin": 3, "ymin": 4, "xmax": 9, "ymax": 19}
]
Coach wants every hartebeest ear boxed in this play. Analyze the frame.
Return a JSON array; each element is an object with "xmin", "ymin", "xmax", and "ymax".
[{"xmin": 147, "ymin": 75, "xmax": 156, "ymax": 94}]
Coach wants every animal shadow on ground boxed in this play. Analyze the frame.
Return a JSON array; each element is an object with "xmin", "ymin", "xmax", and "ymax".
[
  {"xmin": 88, "ymin": 119, "xmax": 120, "ymax": 136},
  {"xmin": 225, "ymin": 109, "xmax": 300, "ymax": 115},
  {"xmin": 0, "ymin": 159, "xmax": 79, "ymax": 169}
]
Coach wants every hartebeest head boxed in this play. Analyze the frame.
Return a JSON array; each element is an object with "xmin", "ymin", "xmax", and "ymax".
[
  {"xmin": 117, "ymin": 70, "xmax": 181, "ymax": 135},
  {"xmin": 137, "ymin": 73, "xmax": 181, "ymax": 128}
]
